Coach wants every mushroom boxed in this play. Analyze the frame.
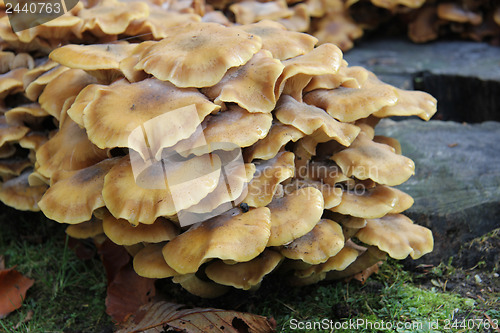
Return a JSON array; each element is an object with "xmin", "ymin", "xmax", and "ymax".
[
  {"xmin": 373, "ymin": 88, "xmax": 437, "ymax": 121},
  {"xmin": 133, "ymin": 243, "xmax": 180, "ymax": 279},
  {"xmin": 313, "ymin": 12, "xmax": 363, "ymax": 51},
  {"xmin": 325, "ymin": 245, "xmax": 386, "ymax": 281},
  {"xmin": 278, "ymin": 3, "xmax": 310, "ymax": 32},
  {"xmin": 65, "ymin": 218, "xmax": 104, "ymax": 239},
  {"xmin": 205, "ymin": 249, "xmax": 283, "ymax": 290},
  {"xmin": 0, "ymin": 170, "xmax": 47, "ymax": 211},
  {"xmin": 172, "ymin": 274, "xmax": 230, "ymax": 298},
  {"xmin": 38, "ymin": 158, "xmax": 119, "ymax": 224},
  {"xmin": 238, "ymin": 20, "xmax": 318, "ymax": 60},
  {"xmin": 280, "ymin": 219, "xmax": 344, "ymax": 264},
  {"xmin": 229, "ymin": 0, "xmax": 293, "ymax": 25},
  {"xmin": 355, "ymin": 214, "xmax": 434, "ymax": 259},
  {"xmin": 437, "ymin": 3, "xmax": 482, "ymax": 25},
  {"xmin": 266, "ymin": 186, "xmax": 324, "ymax": 246},
  {"xmin": 25, "ymin": 66, "xmax": 70, "ymax": 102},
  {"xmin": 0, "ymin": 68, "xmax": 28, "ymax": 99},
  {"xmin": 162, "ymin": 207, "xmax": 271, "ymax": 274},
  {"xmin": 134, "ymin": 22, "xmax": 262, "ymax": 88},
  {"xmin": 103, "ymin": 214, "xmax": 179, "ymax": 246}
]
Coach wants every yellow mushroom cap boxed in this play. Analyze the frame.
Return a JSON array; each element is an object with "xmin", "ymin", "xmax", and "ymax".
[
  {"xmin": 373, "ymin": 88, "xmax": 437, "ymax": 121},
  {"xmin": 331, "ymin": 132, "xmax": 415, "ymax": 186},
  {"xmin": 244, "ymin": 151, "xmax": 295, "ymax": 207},
  {"xmin": 0, "ymin": 68, "xmax": 27, "ymax": 99},
  {"xmin": 275, "ymin": 95, "xmax": 360, "ymax": 147},
  {"xmin": 229, "ymin": 0, "xmax": 293, "ymax": 25},
  {"xmin": 202, "ymin": 50, "xmax": 284, "ymax": 113},
  {"xmin": 284, "ymin": 178, "xmax": 342, "ymax": 209},
  {"xmin": 25, "ymin": 65, "xmax": 70, "ymax": 102},
  {"xmin": 38, "ymin": 158, "xmax": 119, "ymax": 224},
  {"xmin": 0, "ymin": 116, "xmax": 29, "ymax": 147},
  {"xmin": 205, "ymin": 249, "xmax": 283, "ymax": 290},
  {"xmin": 82, "ymin": 78, "xmax": 219, "ymax": 152},
  {"xmin": 280, "ymin": 219, "xmax": 344, "ymax": 264},
  {"xmin": 356, "ymin": 214, "xmax": 434, "ymax": 259},
  {"xmin": 330, "ymin": 185, "xmax": 406, "ymax": 219},
  {"xmin": 65, "ymin": 218, "xmax": 104, "ymax": 239},
  {"xmin": 245, "ymin": 122, "xmax": 305, "ymax": 161},
  {"xmin": 0, "ymin": 171, "xmax": 47, "ymax": 211},
  {"xmin": 102, "ymin": 154, "xmax": 221, "ymax": 225},
  {"xmin": 238, "ymin": 20, "xmax": 317, "ymax": 60},
  {"xmin": 36, "ymin": 116, "xmax": 108, "ymax": 179},
  {"xmin": 66, "ymin": 84, "xmax": 100, "ymax": 127},
  {"xmin": 304, "ymin": 70, "xmax": 398, "ymax": 122},
  {"xmin": 162, "ymin": 207, "xmax": 271, "ymax": 274},
  {"xmin": 103, "ymin": 214, "xmax": 178, "ymax": 246},
  {"xmin": 133, "ymin": 243, "xmax": 180, "ymax": 279},
  {"xmin": 172, "ymin": 274, "xmax": 230, "ymax": 298},
  {"xmin": 267, "ymin": 186, "xmax": 324, "ymax": 246},
  {"xmin": 134, "ymin": 22, "xmax": 262, "ymax": 88},
  {"xmin": 4, "ymin": 103, "xmax": 49, "ymax": 127}
]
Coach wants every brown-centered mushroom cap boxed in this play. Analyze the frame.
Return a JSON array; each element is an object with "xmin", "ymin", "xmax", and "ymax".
[
  {"xmin": 267, "ymin": 186, "xmax": 324, "ymax": 246},
  {"xmin": 373, "ymin": 88, "xmax": 437, "ymax": 121},
  {"xmin": 205, "ymin": 249, "xmax": 283, "ymax": 290},
  {"xmin": 133, "ymin": 243, "xmax": 180, "ymax": 279},
  {"xmin": 229, "ymin": 0, "xmax": 293, "ymax": 25},
  {"xmin": 238, "ymin": 20, "xmax": 317, "ymax": 60},
  {"xmin": 172, "ymin": 274, "xmax": 230, "ymax": 298},
  {"xmin": 275, "ymin": 95, "xmax": 360, "ymax": 147},
  {"xmin": 103, "ymin": 214, "xmax": 179, "ymax": 245},
  {"xmin": 82, "ymin": 78, "xmax": 219, "ymax": 153},
  {"xmin": 330, "ymin": 185, "xmax": 410, "ymax": 219},
  {"xmin": 304, "ymin": 70, "xmax": 398, "ymax": 122},
  {"xmin": 332, "ymin": 132, "xmax": 415, "ymax": 186},
  {"xmin": 36, "ymin": 116, "xmax": 109, "ymax": 178},
  {"xmin": 171, "ymin": 105, "xmax": 272, "ymax": 158},
  {"xmin": 280, "ymin": 219, "xmax": 344, "ymax": 264},
  {"xmin": 162, "ymin": 207, "xmax": 271, "ymax": 274},
  {"xmin": 244, "ymin": 151, "xmax": 295, "ymax": 207},
  {"xmin": 102, "ymin": 154, "xmax": 221, "ymax": 225},
  {"xmin": 65, "ymin": 218, "xmax": 104, "ymax": 239},
  {"xmin": 355, "ymin": 214, "xmax": 434, "ymax": 259},
  {"xmin": 38, "ymin": 158, "xmax": 119, "ymax": 224},
  {"xmin": 134, "ymin": 22, "xmax": 262, "ymax": 88},
  {"xmin": 38, "ymin": 69, "xmax": 97, "ymax": 120},
  {"xmin": 202, "ymin": 50, "xmax": 284, "ymax": 113},
  {"xmin": 244, "ymin": 122, "xmax": 306, "ymax": 161},
  {"xmin": 0, "ymin": 170, "xmax": 47, "ymax": 211}
]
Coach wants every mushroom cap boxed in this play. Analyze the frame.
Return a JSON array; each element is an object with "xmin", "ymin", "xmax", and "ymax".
[
  {"xmin": 82, "ymin": 78, "xmax": 219, "ymax": 152},
  {"xmin": 244, "ymin": 122, "xmax": 305, "ymax": 161},
  {"xmin": 371, "ymin": 0, "xmax": 425, "ymax": 9},
  {"xmin": 172, "ymin": 274, "xmax": 229, "ymax": 298},
  {"xmin": 0, "ymin": 116, "xmax": 29, "ymax": 147},
  {"xmin": 355, "ymin": 214, "xmax": 434, "ymax": 259},
  {"xmin": 276, "ymin": 44, "xmax": 344, "ymax": 100},
  {"xmin": 65, "ymin": 218, "xmax": 104, "ymax": 239},
  {"xmin": 267, "ymin": 186, "xmax": 324, "ymax": 246},
  {"xmin": 36, "ymin": 116, "xmax": 109, "ymax": 178},
  {"xmin": 0, "ymin": 171, "xmax": 47, "ymax": 211},
  {"xmin": 133, "ymin": 243, "xmax": 179, "ymax": 279},
  {"xmin": 22, "ymin": 59, "xmax": 58, "ymax": 90},
  {"xmin": 275, "ymin": 95, "xmax": 360, "ymax": 147},
  {"xmin": 0, "ymin": 157, "xmax": 32, "ymax": 180},
  {"xmin": 205, "ymin": 249, "xmax": 283, "ymax": 290},
  {"xmin": 162, "ymin": 207, "xmax": 271, "ymax": 274},
  {"xmin": 0, "ymin": 68, "xmax": 27, "ymax": 99},
  {"xmin": 313, "ymin": 12, "xmax": 363, "ymax": 51},
  {"xmin": 280, "ymin": 219, "xmax": 344, "ymax": 264},
  {"xmin": 373, "ymin": 135, "xmax": 402, "ymax": 155},
  {"xmin": 202, "ymin": 50, "xmax": 284, "ymax": 113},
  {"xmin": 304, "ymin": 70, "xmax": 398, "ymax": 123},
  {"xmin": 408, "ymin": 6, "xmax": 441, "ymax": 43},
  {"xmin": 18, "ymin": 131, "xmax": 49, "ymax": 151},
  {"xmin": 102, "ymin": 154, "xmax": 221, "ymax": 225},
  {"xmin": 25, "ymin": 65, "xmax": 70, "ymax": 102},
  {"xmin": 437, "ymin": 3, "xmax": 482, "ymax": 25},
  {"xmin": 4, "ymin": 103, "xmax": 49, "ymax": 127},
  {"xmin": 66, "ymin": 84, "xmax": 100, "ymax": 127},
  {"xmin": 38, "ymin": 158, "xmax": 119, "ymax": 224},
  {"xmin": 330, "ymin": 185, "xmax": 408, "ymax": 219},
  {"xmin": 118, "ymin": 41, "xmax": 155, "ymax": 83},
  {"xmin": 244, "ymin": 151, "xmax": 295, "ymax": 207},
  {"xmin": 38, "ymin": 69, "xmax": 97, "ymax": 120},
  {"xmin": 284, "ymin": 178, "xmax": 342, "ymax": 209},
  {"xmin": 0, "ymin": 143, "xmax": 16, "ymax": 158},
  {"xmin": 373, "ymin": 88, "xmax": 437, "ymax": 121},
  {"xmin": 295, "ymin": 243, "xmax": 361, "ymax": 278},
  {"xmin": 171, "ymin": 105, "xmax": 272, "ymax": 158},
  {"xmin": 103, "ymin": 214, "xmax": 179, "ymax": 245},
  {"xmin": 331, "ymin": 132, "xmax": 415, "ymax": 186},
  {"xmin": 238, "ymin": 20, "xmax": 317, "ymax": 60},
  {"xmin": 279, "ymin": 3, "xmax": 310, "ymax": 32},
  {"xmin": 134, "ymin": 22, "xmax": 262, "ymax": 88},
  {"xmin": 229, "ymin": 0, "xmax": 293, "ymax": 25},
  {"xmin": 304, "ymin": 64, "xmax": 361, "ymax": 93},
  {"xmin": 0, "ymin": 51, "xmax": 15, "ymax": 73}
]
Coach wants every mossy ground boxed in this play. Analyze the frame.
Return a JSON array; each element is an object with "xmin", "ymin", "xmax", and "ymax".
[{"xmin": 0, "ymin": 205, "xmax": 498, "ymax": 332}]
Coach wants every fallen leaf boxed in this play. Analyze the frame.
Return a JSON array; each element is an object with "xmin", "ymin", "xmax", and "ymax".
[
  {"xmin": 106, "ymin": 262, "xmax": 156, "ymax": 323},
  {"xmin": 0, "ymin": 267, "xmax": 35, "ymax": 319},
  {"xmin": 98, "ymin": 238, "xmax": 156, "ymax": 323},
  {"xmin": 117, "ymin": 301, "xmax": 277, "ymax": 333},
  {"xmin": 351, "ymin": 262, "xmax": 381, "ymax": 285}
]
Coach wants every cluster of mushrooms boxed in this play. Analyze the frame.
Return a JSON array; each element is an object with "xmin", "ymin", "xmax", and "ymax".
[{"xmin": 0, "ymin": 1, "xmax": 438, "ymax": 298}]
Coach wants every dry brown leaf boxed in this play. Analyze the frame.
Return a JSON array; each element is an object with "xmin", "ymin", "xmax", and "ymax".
[
  {"xmin": 0, "ymin": 267, "xmax": 34, "ymax": 319},
  {"xmin": 118, "ymin": 301, "xmax": 277, "ymax": 333},
  {"xmin": 350, "ymin": 262, "xmax": 382, "ymax": 285},
  {"xmin": 98, "ymin": 239, "xmax": 156, "ymax": 323}
]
